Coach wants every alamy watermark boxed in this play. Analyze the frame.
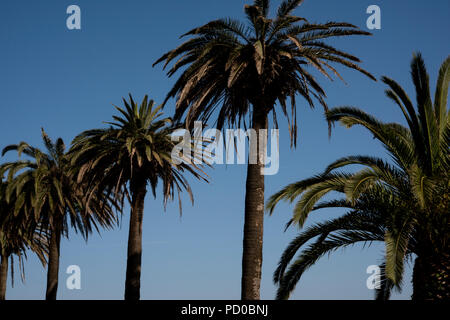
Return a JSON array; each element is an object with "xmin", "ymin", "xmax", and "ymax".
[
  {"xmin": 66, "ymin": 265, "xmax": 81, "ymax": 290},
  {"xmin": 65, "ymin": 5, "xmax": 380, "ymax": 31},
  {"xmin": 366, "ymin": 5, "xmax": 381, "ymax": 30},
  {"xmin": 366, "ymin": 265, "xmax": 381, "ymax": 290},
  {"xmin": 66, "ymin": 5, "xmax": 81, "ymax": 30},
  {"xmin": 171, "ymin": 121, "xmax": 280, "ymax": 176}
]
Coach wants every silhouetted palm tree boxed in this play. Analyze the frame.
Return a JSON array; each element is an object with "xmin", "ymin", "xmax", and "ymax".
[
  {"xmin": 154, "ymin": 0, "xmax": 375, "ymax": 299},
  {"xmin": 267, "ymin": 53, "xmax": 450, "ymax": 300}
]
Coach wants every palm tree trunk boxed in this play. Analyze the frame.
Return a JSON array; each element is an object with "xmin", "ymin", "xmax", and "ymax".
[
  {"xmin": 0, "ymin": 252, "xmax": 8, "ymax": 300},
  {"xmin": 241, "ymin": 109, "xmax": 268, "ymax": 300},
  {"xmin": 412, "ymin": 252, "xmax": 450, "ymax": 301},
  {"xmin": 46, "ymin": 219, "xmax": 62, "ymax": 300},
  {"xmin": 124, "ymin": 177, "xmax": 147, "ymax": 301}
]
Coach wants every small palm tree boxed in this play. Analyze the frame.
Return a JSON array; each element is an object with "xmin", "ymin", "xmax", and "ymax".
[
  {"xmin": 0, "ymin": 232, "xmax": 48, "ymax": 300},
  {"xmin": 1, "ymin": 130, "xmax": 117, "ymax": 300},
  {"xmin": 0, "ymin": 179, "xmax": 48, "ymax": 300},
  {"xmin": 267, "ymin": 53, "xmax": 450, "ymax": 300},
  {"xmin": 154, "ymin": 0, "xmax": 375, "ymax": 299},
  {"xmin": 69, "ymin": 94, "xmax": 207, "ymax": 300}
]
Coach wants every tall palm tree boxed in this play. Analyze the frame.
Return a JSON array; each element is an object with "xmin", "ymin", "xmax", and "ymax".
[
  {"xmin": 267, "ymin": 53, "xmax": 450, "ymax": 300},
  {"xmin": 69, "ymin": 94, "xmax": 207, "ymax": 300},
  {"xmin": 154, "ymin": 0, "xmax": 375, "ymax": 299},
  {"xmin": 1, "ymin": 130, "xmax": 117, "ymax": 300}
]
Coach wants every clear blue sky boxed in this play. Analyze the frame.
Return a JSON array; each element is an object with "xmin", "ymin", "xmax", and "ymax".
[{"xmin": 1, "ymin": 0, "xmax": 449, "ymax": 299}]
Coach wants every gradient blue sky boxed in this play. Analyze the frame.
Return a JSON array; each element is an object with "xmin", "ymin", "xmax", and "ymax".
[{"xmin": 1, "ymin": 0, "xmax": 449, "ymax": 300}]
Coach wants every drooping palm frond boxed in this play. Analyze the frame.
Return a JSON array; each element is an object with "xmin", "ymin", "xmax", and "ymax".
[
  {"xmin": 375, "ymin": 263, "xmax": 395, "ymax": 301},
  {"xmin": 277, "ymin": 225, "xmax": 385, "ymax": 299}
]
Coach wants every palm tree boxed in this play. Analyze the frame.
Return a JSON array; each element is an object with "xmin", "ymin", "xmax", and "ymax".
[
  {"xmin": 0, "ymin": 231, "xmax": 48, "ymax": 300},
  {"xmin": 69, "ymin": 94, "xmax": 207, "ymax": 300},
  {"xmin": 267, "ymin": 53, "xmax": 450, "ymax": 300},
  {"xmin": 154, "ymin": 0, "xmax": 375, "ymax": 299},
  {"xmin": 1, "ymin": 129, "xmax": 117, "ymax": 300},
  {"xmin": 0, "ymin": 179, "xmax": 48, "ymax": 300}
]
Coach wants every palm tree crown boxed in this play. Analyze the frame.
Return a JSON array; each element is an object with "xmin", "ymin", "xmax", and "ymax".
[
  {"xmin": 1, "ymin": 130, "xmax": 117, "ymax": 300},
  {"xmin": 70, "ymin": 94, "xmax": 206, "ymax": 207},
  {"xmin": 154, "ymin": 0, "xmax": 375, "ymax": 142},
  {"xmin": 1, "ymin": 130, "xmax": 117, "ymax": 237}
]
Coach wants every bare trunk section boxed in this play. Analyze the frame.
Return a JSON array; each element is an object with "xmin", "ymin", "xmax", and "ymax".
[
  {"xmin": 412, "ymin": 252, "xmax": 450, "ymax": 301},
  {"xmin": 0, "ymin": 252, "xmax": 8, "ymax": 300},
  {"xmin": 124, "ymin": 177, "xmax": 147, "ymax": 301},
  {"xmin": 241, "ymin": 109, "xmax": 268, "ymax": 300},
  {"xmin": 46, "ymin": 219, "xmax": 62, "ymax": 300}
]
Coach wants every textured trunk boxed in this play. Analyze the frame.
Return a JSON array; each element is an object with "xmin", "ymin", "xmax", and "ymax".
[
  {"xmin": 412, "ymin": 252, "xmax": 450, "ymax": 301},
  {"xmin": 124, "ymin": 177, "xmax": 147, "ymax": 301},
  {"xmin": 46, "ymin": 219, "xmax": 62, "ymax": 300},
  {"xmin": 0, "ymin": 252, "xmax": 8, "ymax": 300},
  {"xmin": 241, "ymin": 109, "xmax": 268, "ymax": 300}
]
